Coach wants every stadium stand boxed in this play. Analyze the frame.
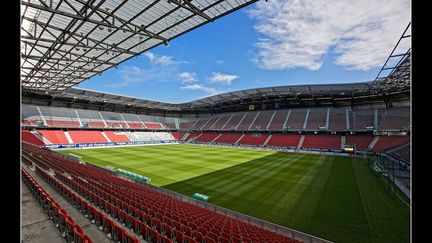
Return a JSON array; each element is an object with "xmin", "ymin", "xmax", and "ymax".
[
  {"xmin": 286, "ymin": 109, "xmax": 307, "ymax": 130},
  {"xmin": 68, "ymin": 131, "xmax": 108, "ymax": 144},
  {"xmin": 37, "ymin": 130, "xmax": 70, "ymax": 144},
  {"xmin": 222, "ymin": 112, "xmax": 246, "ymax": 131},
  {"xmin": 22, "ymin": 130, "xmax": 45, "ymax": 146},
  {"xmin": 46, "ymin": 120, "xmax": 81, "ymax": 128},
  {"xmin": 387, "ymin": 143, "xmax": 410, "ymax": 163},
  {"xmin": 194, "ymin": 132, "xmax": 221, "ymax": 142},
  {"xmin": 371, "ymin": 136, "xmax": 410, "ymax": 152},
  {"xmin": 266, "ymin": 134, "xmax": 302, "ymax": 148},
  {"xmin": 237, "ymin": 111, "xmax": 259, "ymax": 131},
  {"xmin": 214, "ymin": 133, "xmax": 243, "ymax": 144},
  {"xmin": 305, "ymin": 109, "xmax": 327, "ymax": 130},
  {"xmin": 249, "ymin": 110, "xmax": 274, "ymax": 131},
  {"xmin": 238, "ymin": 133, "xmax": 269, "ymax": 146},
  {"xmin": 179, "ymin": 118, "xmax": 197, "ymax": 130},
  {"xmin": 22, "ymin": 143, "xmax": 300, "ymax": 243},
  {"xmin": 184, "ymin": 132, "xmax": 202, "ymax": 142},
  {"xmin": 267, "ymin": 110, "xmax": 289, "ymax": 131},
  {"xmin": 378, "ymin": 107, "xmax": 410, "ymax": 131},
  {"xmin": 301, "ymin": 135, "xmax": 341, "ymax": 150},
  {"xmin": 144, "ymin": 123, "xmax": 164, "ymax": 130},
  {"xmin": 160, "ymin": 117, "xmax": 177, "ymax": 130},
  {"xmin": 328, "ymin": 108, "xmax": 346, "ymax": 131},
  {"xmin": 210, "ymin": 114, "xmax": 231, "ymax": 130},
  {"xmin": 88, "ymin": 121, "xmax": 106, "ymax": 128},
  {"xmin": 171, "ymin": 132, "xmax": 186, "ymax": 141},
  {"xmin": 350, "ymin": 109, "xmax": 375, "ymax": 131},
  {"xmin": 200, "ymin": 116, "xmax": 220, "ymax": 130},
  {"xmin": 345, "ymin": 135, "xmax": 374, "ymax": 151},
  {"xmin": 104, "ymin": 131, "xmax": 130, "ymax": 143},
  {"xmin": 21, "ymin": 166, "xmax": 94, "ymax": 243},
  {"xmin": 124, "ymin": 132, "xmax": 174, "ymax": 142},
  {"xmin": 192, "ymin": 118, "xmax": 211, "ymax": 130}
]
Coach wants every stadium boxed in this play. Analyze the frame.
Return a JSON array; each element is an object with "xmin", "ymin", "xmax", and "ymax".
[{"xmin": 21, "ymin": 0, "xmax": 411, "ymax": 243}]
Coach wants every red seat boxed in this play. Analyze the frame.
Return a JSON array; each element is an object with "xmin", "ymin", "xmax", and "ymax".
[{"xmin": 159, "ymin": 234, "xmax": 173, "ymax": 243}]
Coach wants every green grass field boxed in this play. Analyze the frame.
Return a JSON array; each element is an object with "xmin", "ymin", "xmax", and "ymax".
[{"xmin": 60, "ymin": 144, "xmax": 410, "ymax": 243}]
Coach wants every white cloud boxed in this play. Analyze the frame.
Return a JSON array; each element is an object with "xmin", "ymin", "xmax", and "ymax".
[
  {"xmin": 248, "ymin": 0, "xmax": 411, "ymax": 71},
  {"xmin": 180, "ymin": 84, "xmax": 222, "ymax": 96},
  {"xmin": 209, "ymin": 72, "xmax": 239, "ymax": 85},
  {"xmin": 216, "ymin": 60, "xmax": 224, "ymax": 64},
  {"xmin": 179, "ymin": 72, "xmax": 198, "ymax": 83},
  {"xmin": 143, "ymin": 51, "xmax": 186, "ymax": 66}
]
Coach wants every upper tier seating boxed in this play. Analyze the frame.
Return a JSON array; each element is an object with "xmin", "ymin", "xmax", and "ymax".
[
  {"xmin": 46, "ymin": 120, "xmax": 80, "ymax": 128},
  {"xmin": 249, "ymin": 110, "xmax": 274, "ymax": 131},
  {"xmin": 192, "ymin": 118, "xmax": 211, "ymax": 130},
  {"xmin": 37, "ymin": 130, "xmax": 70, "ymax": 144},
  {"xmin": 200, "ymin": 116, "xmax": 220, "ymax": 130},
  {"xmin": 128, "ymin": 122, "xmax": 144, "ymax": 129},
  {"xmin": 179, "ymin": 120, "xmax": 195, "ymax": 130},
  {"xmin": 22, "ymin": 130, "xmax": 45, "ymax": 145},
  {"xmin": 266, "ymin": 134, "xmax": 302, "ymax": 147},
  {"xmin": 267, "ymin": 110, "xmax": 289, "ymax": 131},
  {"xmin": 372, "ymin": 136, "xmax": 410, "ymax": 152},
  {"xmin": 106, "ymin": 121, "xmax": 127, "ymax": 128},
  {"xmin": 238, "ymin": 133, "xmax": 269, "ymax": 146},
  {"xmin": 328, "ymin": 109, "xmax": 346, "ymax": 131},
  {"xmin": 350, "ymin": 110, "xmax": 375, "ymax": 130},
  {"xmin": 286, "ymin": 110, "xmax": 307, "ymax": 130},
  {"xmin": 145, "ymin": 123, "xmax": 164, "ymax": 129},
  {"xmin": 305, "ymin": 109, "xmax": 327, "ymax": 130},
  {"xmin": 302, "ymin": 135, "xmax": 341, "ymax": 150},
  {"xmin": 87, "ymin": 121, "xmax": 106, "ymax": 128},
  {"xmin": 68, "ymin": 131, "xmax": 108, "ymax": 144},
  {"xmin": 22, "ymin": 143, "xmax": 300, "ymax": 243},
  {"xmin": 236, "ymin": 112, "xmax": 259, "ymax": 131},
  {"xmin": 210, "ymin": 114, "xmax": 231, "ymax": 130},
  {"xmin": 104, "ymin": 131, "xmax": 130, "ymax": 143},
  {"xmin": 222, "ymin": 112, "xmax": 246, "ymax": 130},
  {"xmin": 22, "ymin": 104, "xmax": 410, "ymax": 132},
  {"xmin": 378, "ymin": 108, "xmax": 410, "ymax": 131},
  {"xmin": 22, "ymin": 119, "xmax": 39, "ymax": 126}
]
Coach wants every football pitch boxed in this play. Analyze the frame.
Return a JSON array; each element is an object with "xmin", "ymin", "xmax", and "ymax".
[{"xmin": 59, "ymin": 144, "xmax": 410, "ymax": 243}]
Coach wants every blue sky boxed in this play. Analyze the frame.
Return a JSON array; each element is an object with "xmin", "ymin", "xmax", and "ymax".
[{"xmin": 77, "ymin": 0, "xmax": 410, "ymax": 104}]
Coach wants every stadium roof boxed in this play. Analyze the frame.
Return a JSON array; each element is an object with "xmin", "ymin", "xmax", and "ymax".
[{"xmin": 21, "ymin": 0, "xmax": 258, "ymax": 91}]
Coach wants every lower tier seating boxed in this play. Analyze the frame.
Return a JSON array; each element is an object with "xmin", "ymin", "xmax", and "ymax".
[
  {"xmin": 37, "ymin": 130, "xmax": 70, "ymax": 144},
  {"xmin": 171, "ymin": 132, "xmax": 186, "ymax": 141},
  {"xmin": 238, "ymin": 134, "xmax": 269, "ymax": 146},
  {"xmin": 345, "ymin": 135, "xmax": 374, "ymax": 150},
  {"xmin": 104, "ymin": 131, "xmax": 130, "ymax": 143},
  {"xmin": 301, "ymin": 135, "xmax": 341, "ymax": 150},
  {"xmin": 195, "ymin": 133, "xmax": 221, "ymax": 142},
  {"xmin": 22, "ymin": 130, "xmax": 45, "ymax": 145},
  {"xmin": 266, "ymin": 134, "xmax": 302, "ymax": 147},
  {"xmin": 22, "ymin": 166, "xmax": 93, "ymax": 243},
  {"xmin": 372, "ymin": 136, "xmax": 410, "ymax": 152},
  {"xmin": 214, "ymin": 133, "xmax": 243, "ymax": 144},
  {"xmin": 68, "ymin": 131, "xmax": 108, "ymax": 144},
  {"xmin": 22, "ymin": 143, "xmax": 300, "ymax": 243}
]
